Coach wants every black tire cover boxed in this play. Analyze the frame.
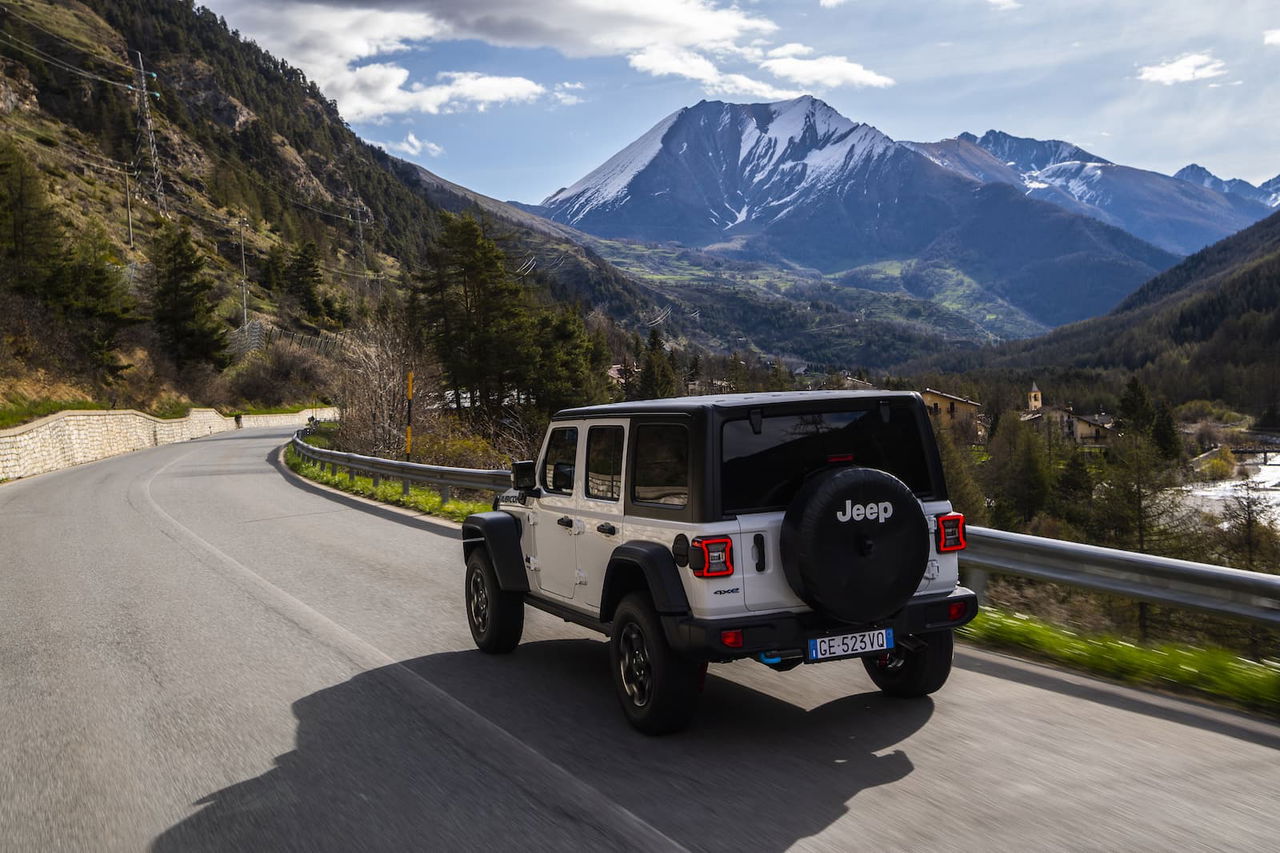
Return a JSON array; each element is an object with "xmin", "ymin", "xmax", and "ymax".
[{"xmin": 780, "ymin": 467, "xmax": 929, "ymax": 623}]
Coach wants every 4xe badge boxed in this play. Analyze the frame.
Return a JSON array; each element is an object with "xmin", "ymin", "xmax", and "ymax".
[{"xmin": 836, "ymin": 500, "xmax": 894, "ymax": 523}]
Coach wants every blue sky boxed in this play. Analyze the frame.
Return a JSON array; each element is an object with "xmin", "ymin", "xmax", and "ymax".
[{"xmin": 202, "ymin": 1, "xmax": 1280, "ymax": 204}]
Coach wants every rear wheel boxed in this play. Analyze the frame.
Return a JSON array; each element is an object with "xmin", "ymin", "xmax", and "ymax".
[
  {"xmin": 610, "ymin": 593, "xmax": 701, "ymax": 735},
  {"xmin": 465, "ymin": 549, "xmax": 523, "ymax": 653},
  {"xmin": 862, "ymin": 629, "xmax": 953, "ymax": 697}
]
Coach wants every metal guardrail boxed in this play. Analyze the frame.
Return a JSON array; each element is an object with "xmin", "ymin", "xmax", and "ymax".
[
  {"xmin": 290, "ymin": 430, "xmax": 509, "ymax": 502},
  {"xmin": 288, "ymin": 432, "xmax": 1280, "ymax": 627},
  {"xmin": 964, "ymin": 527, "xmax": 1280, "ymax": 627}
]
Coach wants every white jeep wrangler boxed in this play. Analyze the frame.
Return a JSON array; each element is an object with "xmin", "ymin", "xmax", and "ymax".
[{"xmin": 462, "ymin": 391, "xmax": 975, "ymax": 734}]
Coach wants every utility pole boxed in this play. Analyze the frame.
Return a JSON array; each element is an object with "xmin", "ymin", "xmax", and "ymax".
[
  {"xmin": 123, "ymin": 167, "xmax": 134, "ymax": 247},
  {"xmin": 238, "ymin": 215, "xmax": 248, "ymax": 325},
  {"xmin": 405, "ymin": 370, "xmax": 414, "ymax": 461},
  {"xmin": 133, "ymin": 51, "xmax": 166, "ymax": 216}
]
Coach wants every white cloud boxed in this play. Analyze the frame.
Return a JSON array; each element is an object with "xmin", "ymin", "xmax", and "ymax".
[
  {"xmin": 207, "ymin": 0, "xmax": 787, "ymax": 116},
  {"xmin": 767, "ymin": 42, "xmax": 814, "ymax": 59},
  {"xmin": 818, "ymin": 0, "xmax": 851, "ymax": 7},
  {"xmin": 553, "ymin": 82, "xmax": 585, "ymax": 105},
  {"xmin": 381, "ymin": 132, "xmax": 444, "ymax": 156},
  {"xmin": 1137, "ymin": 53, "xmax": 1228, "ymax": 85},
  {"xmin": 629, "ymin": 44, "xmax": 800, "ymax": 99},
  {"xmin": 1265, "ymin": 30, "xmax": 1280, "ymax": 46},
  {"xmin": 760, "ymin": 55, "xmax": 895, "ymax": 89},
  {"xmin": 987, "ymin": 0, "xmax": 1022, "ymax": 9},
  {"xmin": 629, "ymin": 45, "xmax": 721, "ymax": 82}
]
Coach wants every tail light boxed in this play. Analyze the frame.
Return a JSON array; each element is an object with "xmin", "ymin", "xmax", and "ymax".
[
  {"xmin": 936, "ymin": 513, "xmax": 966, "ymax": 553},
  {"xmin": 690, "ymin": 536, "xmax": 734, "ymax": 577}
]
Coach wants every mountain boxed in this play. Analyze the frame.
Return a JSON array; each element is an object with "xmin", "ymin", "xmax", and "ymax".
[
  {"xmin": 958, "ymin": 129, "xmax": 1107, "ymax": 172},
  {"xmin": 1174, "ymin": 164, "xmax": 1280, "ymax": 209},
  {"xmin": 946, "ymin": 208, "xmax": 1280, "ymax": 412},
  {"xmin": 911, "ymin": 131, "xmax": 1273, "ymax": 256},
  {"xmin": 531, "ymin": 96, "xmax": 1177, "ymax": 330}
]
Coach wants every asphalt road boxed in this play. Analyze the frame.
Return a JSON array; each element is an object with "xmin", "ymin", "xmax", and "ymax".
[{"xmin": 1, "ymin": 428, "xmax": 1276, "ymax": 852}]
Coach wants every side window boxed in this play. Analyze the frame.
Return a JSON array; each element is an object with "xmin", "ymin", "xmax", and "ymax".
[
  {"xmin": 541, "ymin": 427, "xmax": 578, "ymax": 494},
  {"xmin": 586, "ymin": 426, "xmax": 625, "ymax": 501},
  {"xmin": 631, "ymin": 424, "xmax": 689, "ymax": 507}
]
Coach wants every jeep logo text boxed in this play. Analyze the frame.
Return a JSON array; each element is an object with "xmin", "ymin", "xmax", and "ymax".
[{"xmin": 836, "ymin": 500, "xmax": 894, "ymax": 523}]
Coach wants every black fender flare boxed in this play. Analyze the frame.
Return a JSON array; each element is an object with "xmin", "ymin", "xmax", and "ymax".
[
  {"xmin": 461, "ymin": 512, "xmax": 528, "ymax": 593},
  {"xmin": 601, "ymin": 541, "xmax": 690, "ymax": 620}
]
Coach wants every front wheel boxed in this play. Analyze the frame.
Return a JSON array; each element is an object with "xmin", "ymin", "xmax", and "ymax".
[
  {"xmin": 610, "ymin": 593, "xmax": 702, "ymax": 735},
  {"xmin": 862, "ymin": 629, "xmax": 953, "ymax": 697},
  {"xmin": 465, "ymin": 549, "xmax": 523, "ymax": 653}
]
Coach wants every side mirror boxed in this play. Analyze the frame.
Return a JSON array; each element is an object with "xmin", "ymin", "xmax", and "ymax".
[{"xmin": 512, "ymin": 460, "xmax": 537, "ymax": 492}]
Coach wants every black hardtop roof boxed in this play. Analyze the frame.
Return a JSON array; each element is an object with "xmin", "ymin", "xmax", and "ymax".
[{"xmin": 553, "ymin": 390, "xmax": 923, "ymax": 421}]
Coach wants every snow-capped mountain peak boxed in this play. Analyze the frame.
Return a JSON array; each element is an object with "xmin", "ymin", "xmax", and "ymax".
[
  {"xmin": 1174, "ymin": 164, "xmax": 1279, "ymax": 208},
  {"xmin": 539, "ymin": 96, "xmax": 901, "ymax": 233}
]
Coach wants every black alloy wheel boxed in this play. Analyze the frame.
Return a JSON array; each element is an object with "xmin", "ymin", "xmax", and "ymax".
[
  {"xmin": 465, "ymin": 549, "xmax": 524, "ymax": 653},
  {"xmin": 609, "ymin": 593, "xmax": 701, "ymax": 735}
]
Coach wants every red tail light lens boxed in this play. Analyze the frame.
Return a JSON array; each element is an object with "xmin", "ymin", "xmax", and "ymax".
[
  {"xmin": 948, "ymin": 600, "xmax": 969, "ymax": 622},
  {"xmin": 690, "ymin": 536, "xmax": 734, "ymax": 577},
  {"xmin": 936, "ymin": 513, "xmax": 966, "ymax": 552},
  {"xmin": 720, "ymin": 629, "xmax": 744, "ymax": 648}
]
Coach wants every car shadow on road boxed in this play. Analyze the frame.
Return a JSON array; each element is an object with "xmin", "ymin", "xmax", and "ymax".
[{"xmin": 154, "ymin": 640, "xmax": 932, "ymax": 851}]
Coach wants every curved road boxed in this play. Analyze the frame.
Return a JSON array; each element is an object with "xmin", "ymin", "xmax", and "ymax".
[{"xmin": 1, "ymin": 428, "xmax": 1276, "ymax": 851}]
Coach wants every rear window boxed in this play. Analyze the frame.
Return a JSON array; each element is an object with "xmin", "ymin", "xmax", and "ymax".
[
  {"xmin": 631, "ymin": 424, "xmax": 689, "ymax": 507},
  {"xmin": 720, "ymin": 403, "xmax": 939, "ymax": 514}
]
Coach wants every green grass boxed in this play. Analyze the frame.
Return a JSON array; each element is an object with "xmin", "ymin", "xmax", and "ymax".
[
  {"xmin": 960, "ymin": 606, "xmax": 1279, "ymax": 715},
  {"xmin": 0, "ymin": 398, "xmax": 109, "ymax": 429},
  {"xmin": 284, "ymin": 445, "xmax": 490, "ymax": 523}
]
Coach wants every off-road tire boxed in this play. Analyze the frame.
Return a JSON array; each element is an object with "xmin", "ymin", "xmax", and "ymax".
[
  {"xmin": 465, "ymin": 549, "xmax": 524, "ymax": 653},
  {"xmin": 780, "ymin": 466, "xmax": 930, "ymax": 623},
  {"xmin": 610, "ymin": 592, "xmax": 701, "ymax": 735},
  {"xmin": 862, "ymin": 629, "xmax": 953, "ymax": 697}
]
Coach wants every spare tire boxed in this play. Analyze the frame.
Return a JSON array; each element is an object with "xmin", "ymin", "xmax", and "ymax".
[{"xmin": 780, "ymin": 467, "xmax": 929, "ymax": 624}]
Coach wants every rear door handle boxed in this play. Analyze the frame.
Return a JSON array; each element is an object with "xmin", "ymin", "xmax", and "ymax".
[
  {"xmin": 557, "ymin": 516, "xmax": 574, "ymax": 528},
  {"xmin": 597, "ymin": 523, "xmax": 617, "ymax": 536}
]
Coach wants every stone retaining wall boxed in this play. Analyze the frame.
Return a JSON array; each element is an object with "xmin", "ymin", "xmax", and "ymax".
[{"xmin": 0, "ymin": 407, "xmax": 338, "ymax": 481}]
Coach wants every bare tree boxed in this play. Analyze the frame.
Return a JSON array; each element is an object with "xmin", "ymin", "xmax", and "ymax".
[{"xmin": 335, "ymin": 315, "xmax": 435, "ymax": 459}]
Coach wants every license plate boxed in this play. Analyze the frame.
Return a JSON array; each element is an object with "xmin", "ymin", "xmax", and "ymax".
[{"xmin": 807, "ymin": 628, "xmax": 894, "ymax": 662}]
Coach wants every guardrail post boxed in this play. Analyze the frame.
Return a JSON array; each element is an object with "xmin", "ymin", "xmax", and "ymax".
[
  {"xmin": 965, "ymin": 568, "xmax": 988, "ymax": 604},
  {"xmin": 347, "ymin": 466, "xmax": 355, "ymax": 483},
  {"xmin": 373, "ymin": 473, "xmax": 381, "ymax": 489},
  {"xmin": 440, "ymin": 486, "xmax": 451, "ymax": 505},
  {"xmin": 402, "ymin": 478, "xmax": 410, "ymax": 498}
]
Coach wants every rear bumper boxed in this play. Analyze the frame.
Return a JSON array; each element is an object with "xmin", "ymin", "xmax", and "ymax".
[{"xmin": 662, "ymin": 586, "xmax": 978, "ymax": 662}]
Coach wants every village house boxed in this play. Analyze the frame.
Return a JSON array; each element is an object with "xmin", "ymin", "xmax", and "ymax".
[{"xmin": 1020, "ymin": 382, "xmax": 1115, "ymax": 447}]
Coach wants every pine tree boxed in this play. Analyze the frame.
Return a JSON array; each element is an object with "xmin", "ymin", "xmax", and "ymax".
[
  {"xmin": 984, "ymin": 414, "xmax": 1052, "ymax": 529},
  {"xmin": 638, "ymin": 328, "xmax": 678, "ymax": 399},
  {"xmin": 148, "ymin": 225, "xmax": 227, "ymax": 370},
  {"xmin": 52, "ymin": 225, "xmax": 138, "ymax": 375},
  {"xmin": 420, "ymin": 212, "xmax": 536, "ymax": 417},
  {"xmin": 0, "ymin": 140, "xmax": 60, "ymax": 295},
  {"xmin": 1119, "ymin": 377, "xmax": 1155, "ymax": 434},
  {"xmin": 526, "ymin": 308, "xmax": 611, "ymax": 415},
  {"xmin": 285, "ymin": 240, "xmax": 324, "ymax": 318},
  {"xmin": 1151, "ymin": 402, "xmax": 1181, "ymax": 461}
]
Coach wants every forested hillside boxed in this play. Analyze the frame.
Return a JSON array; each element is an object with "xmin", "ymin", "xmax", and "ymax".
[
  {"xmin": 0, "ymin": 0, "xmax": 664, "ymax": 422},
  {"xmin": 927, "ymin": 209, "xmax": 1280, "ymax": 419}
]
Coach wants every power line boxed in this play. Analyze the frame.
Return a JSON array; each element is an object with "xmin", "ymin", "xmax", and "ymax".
[
  {"xmin": 0, "ymin": 27, "xmax": 134, "ymax": 91},
  {"xmin": 0, "ymin": 2, "xmax": 136, "ymax": 71}
]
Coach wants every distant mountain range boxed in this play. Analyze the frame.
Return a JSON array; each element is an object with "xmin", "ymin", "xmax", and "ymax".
[
  {"xmin": 1173, "ymin": 164, "xmax": 1280, "ymax": 210},
  {"xmin": 524, "ymin": 96, "xmax": 1180, "ymax": 333},
  {"xmin": 907, "ymin": 130, "xmax": 1274, "ymax": 256}
]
